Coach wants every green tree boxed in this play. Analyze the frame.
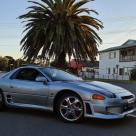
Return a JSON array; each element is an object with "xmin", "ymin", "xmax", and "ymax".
[
  {"xmin": 4, "ymin": 56, "xmax": 15, "ymax": 70},
  {"xmin": 130, "ymin": 68, "xmax": 136, "ymax": 80},
  {"xmin": 0, "ymin": 57, "xmax": 8, "ymax": 71},
  {"xmin": 15, "ymin": 59, "xmax": 27, "ymax": 67},
  {"xmin": 19, "ymin": 0, "xmax": 103, "ymax": 69}
]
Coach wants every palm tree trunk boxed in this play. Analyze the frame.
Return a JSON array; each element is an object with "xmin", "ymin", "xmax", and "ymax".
[{"xmin": 55, "ymin": 51, "xmax": 67, "ymax": 69}]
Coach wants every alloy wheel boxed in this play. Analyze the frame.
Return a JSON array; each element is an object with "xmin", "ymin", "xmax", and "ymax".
[{"xmin": 59, "ymin": 96, "xmax": 83, "ymax": 122}]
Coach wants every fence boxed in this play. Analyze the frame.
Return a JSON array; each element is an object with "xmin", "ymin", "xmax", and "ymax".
[
  {"xmin": 80, "ymin": 71, "xmax": 130, "ymax": 80},
  {"xmin": 95, "ymin": 74, "xmax": 130, "ymax": 80},
  {"xmin": 80, "ymin": 71, "xmax": 96, "ymax": 79}
]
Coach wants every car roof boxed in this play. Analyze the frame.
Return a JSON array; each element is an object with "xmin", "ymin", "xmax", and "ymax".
[{"xmin": 18, "ymin": 65, "xmax": 54, "ymax": 70}]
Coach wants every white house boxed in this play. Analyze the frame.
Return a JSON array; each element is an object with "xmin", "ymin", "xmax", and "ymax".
[{"xmin": 99, "ymin": 40, "xmax": 136, "ymax": 80}]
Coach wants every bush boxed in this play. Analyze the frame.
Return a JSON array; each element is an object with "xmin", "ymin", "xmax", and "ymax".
[
  {"xmin": 50, "ymin": 60, "xmax": 68, "ymax": 70},
  {"xmin": 130, "ymin": 69, "xmax": 136, "ymax": 80}
]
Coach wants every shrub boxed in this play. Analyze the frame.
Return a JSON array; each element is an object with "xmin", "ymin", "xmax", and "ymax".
[{"xmin": 130, "ymin": 69, "xmax": 136, "ymax": 80}]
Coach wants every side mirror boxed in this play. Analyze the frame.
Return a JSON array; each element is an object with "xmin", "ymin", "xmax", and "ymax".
[{"xmin": 35, "ymin": 76, "xmax": 48, "ymax": 84}]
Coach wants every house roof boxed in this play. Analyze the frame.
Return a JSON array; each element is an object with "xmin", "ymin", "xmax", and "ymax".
[{"xmin": 99, "ymin": 40, "xmax": 136, "ymax": 53}]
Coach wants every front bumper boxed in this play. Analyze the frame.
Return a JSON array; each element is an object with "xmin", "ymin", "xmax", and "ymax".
[{"xmin": 83, "ymin": 99, "xmax": 136, "ymax": 119}]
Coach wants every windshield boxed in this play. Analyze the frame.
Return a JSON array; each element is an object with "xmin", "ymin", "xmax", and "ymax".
[{"xmin": 40, "ymin": 68, "xmax": 82, "ymax": 81}]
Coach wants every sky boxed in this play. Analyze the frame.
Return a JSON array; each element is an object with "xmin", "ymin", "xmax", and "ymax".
[{"xmin": 0, "ymin": 0, "xmax": 136, "ymax": 59}]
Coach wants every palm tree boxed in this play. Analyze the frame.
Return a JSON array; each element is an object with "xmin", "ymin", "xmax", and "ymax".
[{"xmin": 19, "ymin": 0, "xmax": 103, "ymax": 68}]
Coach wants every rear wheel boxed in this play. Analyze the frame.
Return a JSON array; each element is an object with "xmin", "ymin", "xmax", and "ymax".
[
  {"xmin": 0, "ymin": 92, "xmax": 5, "ymax": 110},
  {"xmin": 55, "ymin": 93, "xmax": 84, "ymax": 123}
]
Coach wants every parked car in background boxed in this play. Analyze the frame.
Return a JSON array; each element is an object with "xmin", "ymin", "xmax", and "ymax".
[{"xmin": 0, "ymin": 66, "xmax": 135, "ymax": 122}]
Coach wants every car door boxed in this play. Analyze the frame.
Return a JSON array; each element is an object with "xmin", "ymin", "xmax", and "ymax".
[{"xmin": 6, "ymin": 68, "xmax": 49, "ymax": 107}]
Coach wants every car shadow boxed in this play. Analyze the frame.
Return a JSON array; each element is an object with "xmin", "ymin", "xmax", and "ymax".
[
  {"xmin": 3, "ymin": 108, "xmax": 136, "ymax": 127},
  {"xmin": 82, "ymin": 117, "xmax": 135, "ymax": 128},
  {"xmin": 4, "ymin": 108, "xmax": 56, "ymax": 120}
]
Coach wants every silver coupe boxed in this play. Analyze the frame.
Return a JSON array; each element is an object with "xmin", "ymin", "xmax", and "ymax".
[{"xmin": 0, "ymin": 66, "xmax": 135, "ymax": 122}]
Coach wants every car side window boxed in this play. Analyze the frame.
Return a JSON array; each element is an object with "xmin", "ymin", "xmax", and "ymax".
[{"xmin": 13, "ymin": 68, "xmax": 44, "ymax": 81}]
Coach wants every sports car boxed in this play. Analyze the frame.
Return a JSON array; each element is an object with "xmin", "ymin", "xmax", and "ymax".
[{"xmin": 0, "ymin": 66, "xmax": 135, "ymax": 122}]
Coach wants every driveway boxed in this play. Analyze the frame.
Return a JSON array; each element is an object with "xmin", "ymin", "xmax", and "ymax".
[
  {"xmin": 111, "ymin": 82, "xmax": 136, "ymax": 95},
  {"xmin": 0, "ymin": 82, "xmax": 136, "ymax": 136}
]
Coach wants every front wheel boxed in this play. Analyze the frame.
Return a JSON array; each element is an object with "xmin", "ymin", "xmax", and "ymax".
[{"xmin": 55, "ymin": 93, "xmax": 84, "ymax": 123}]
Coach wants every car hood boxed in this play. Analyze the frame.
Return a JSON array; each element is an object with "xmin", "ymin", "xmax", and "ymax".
[
  {"xmin": 85, "ymin": 81, "xmax": 128, "ymax": 94},
  {"xmin": 62, "ymin": 81, "xmax": 129, "ymax": 95}
]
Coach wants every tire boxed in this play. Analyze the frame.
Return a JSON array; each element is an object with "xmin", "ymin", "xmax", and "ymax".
[
  {"xmin": 55, "ymin": 93, "xmax": 84, "ymax": 123},
  {"xmin": 0, "ymin": 91, "xmax": 5, "ymax": 110}
]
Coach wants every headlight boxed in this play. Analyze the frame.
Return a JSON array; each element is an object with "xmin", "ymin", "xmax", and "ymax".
[{"xmin": 92, "ymin": 94, "xmax": 105, "ymax": 100}]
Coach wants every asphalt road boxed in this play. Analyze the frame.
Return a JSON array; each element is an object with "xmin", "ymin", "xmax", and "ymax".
[{"xmin": 0, "ymin": 82, "xmax": 136, "ymax": 136}]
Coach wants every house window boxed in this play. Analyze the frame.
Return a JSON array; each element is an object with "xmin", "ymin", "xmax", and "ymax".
[
  {"xmin": 128, "ymin": 49, "xmax": 135, "ymax": 56},
  {"xmin": 124, "ymin": 68, "xmax": 129, "ymax": 75},
  {"xmin": 108, "ymin": 68, "xmax": 110, "ymax": 74},
  {"xmin": 109, "ymin": 52, "xmax": 111, "ymax": 59},
  {"xmin": 113, "ymin": 68, "xmax": 116, "ymax": 74},
  {"xmin": 119, "ymin": 68, "xmax": 124, "ymax": 75},
  {"xmin": 109, "ymin": 51, "xmax": 116, "ymax": 59},
  {"xmin": 114, "ymin": 52, "xmax": 116, "ymax": 58}
]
